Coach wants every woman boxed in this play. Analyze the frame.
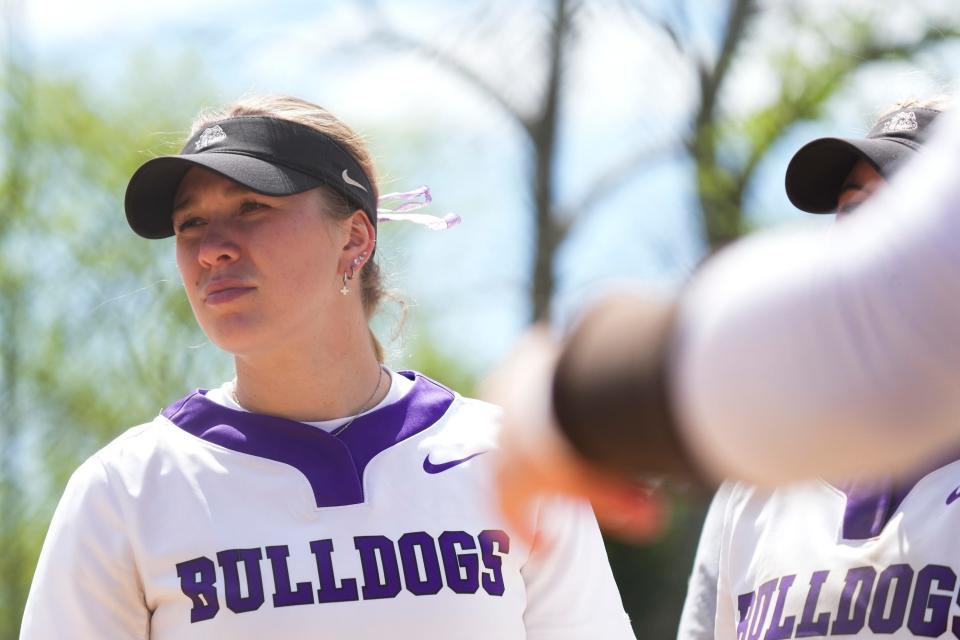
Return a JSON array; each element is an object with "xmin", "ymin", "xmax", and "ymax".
[
  {"xmin": 677, "ymin": 99, "xmax": 954, "ymax": 640},
  {"xmin": 20, "ymin": 96, "xmax": 634, "ymax": 639}
]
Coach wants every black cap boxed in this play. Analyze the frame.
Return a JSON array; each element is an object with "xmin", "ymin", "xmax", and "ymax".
[
  {"xmin": 124, "ymin": 116, "xmax": 377, "ymax": 238},
  {"xmin": 785, "ymin": 107, "xmax": 941, "ymax": 213}
]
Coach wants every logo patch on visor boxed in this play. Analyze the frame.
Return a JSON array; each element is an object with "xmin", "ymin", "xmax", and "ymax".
[
  {"xmin": 342, "ymin": 169, "xmax": 368, "ymax": 192},
  {"xmin": 882, "ymin": 111, "xmax": 918, "ymax": 134},
  {"xmin": 195, "ymin": 125, "xmax": 227, "ymax": 151}
]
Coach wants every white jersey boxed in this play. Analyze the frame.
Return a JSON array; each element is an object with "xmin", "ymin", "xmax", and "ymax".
[
  {"xmin": 688, "ymin": 456, "xmax": 960, "ymax": 640},
  {"xmin": 21, "ymin": 371, "xmax": 634, "ymax": 639},
  {"xmin": 676, "ymin": 484, "xmax": 729, "ymax": 640},
  {"xmin": 671, "ymin": 105, "xmax": 960, "ymax": 485}
]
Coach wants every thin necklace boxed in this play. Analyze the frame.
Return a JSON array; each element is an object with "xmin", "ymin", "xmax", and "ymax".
[
  {"xmin": 333, "ymin": 366, "xmax": 387, "ymax": 435},
  {"xmin": 229, "ymin": 366, "xmax": 387, "ymax": 433}
]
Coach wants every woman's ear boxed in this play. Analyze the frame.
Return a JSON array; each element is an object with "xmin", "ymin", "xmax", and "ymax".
[{"xmin": 340, "ymin": 209, "xmax": 376, "ymax": 273}]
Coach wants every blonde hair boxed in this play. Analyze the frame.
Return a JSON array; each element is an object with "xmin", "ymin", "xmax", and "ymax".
[{"xmin": 190, "ymin": 95, "xmax": 389, "ymax": 361}]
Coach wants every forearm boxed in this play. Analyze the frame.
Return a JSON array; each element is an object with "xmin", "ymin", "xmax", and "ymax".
[
  {"xmin": 553, "ymin": 111, "xmax": 960, "ymax": 486},
  {"xmin": 551, "ymin": 295, "xmax": 703, "ymax": 481},
  {"xmin": 673, "ymin": 113, "xmax": 960, "ymax": 484}
]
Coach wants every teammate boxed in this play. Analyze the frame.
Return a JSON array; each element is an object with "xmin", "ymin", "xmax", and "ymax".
[
  {"xmin": 491, "ymin": 94, "xmax": 960, "ymax": 541},
  {"xmin": 20, "ymin": 95, "xmax": 635, "ymax": 639},
  {"xmin": 678, "ymin": 99, "xmax": 954, "ymax": 640}
]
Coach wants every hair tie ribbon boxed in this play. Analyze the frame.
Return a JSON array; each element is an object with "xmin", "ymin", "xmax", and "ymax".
[{"xmin": 376, "ymin": 186, "xmax": 461, "ymax": 231}]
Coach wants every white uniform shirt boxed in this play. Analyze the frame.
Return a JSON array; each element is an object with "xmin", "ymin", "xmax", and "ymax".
[
  {"xmin": 21, "ymin": 371, "xmax": 634, "ymax": 639},
  {"xmin": 684, "ymin": 455, "xmax": 960, "ymax": 640},
  {"xmin": 676, "ymin": 484, "xmax": 729, "ymax": 640}
]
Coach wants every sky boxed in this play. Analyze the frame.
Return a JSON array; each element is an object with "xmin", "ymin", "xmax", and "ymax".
[{"xmin": 19, "ymin": 0, "xmax": 960, "ymax": 372}]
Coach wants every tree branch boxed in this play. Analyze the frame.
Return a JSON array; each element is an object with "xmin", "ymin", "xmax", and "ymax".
[
  {"xmin": 733, "ymin": 24, "xmax": 960, "ymax": 195},
  {"xmin": 695, "ymin": 0, "xmax": 757, "ymax": 133},
  {"xmin": 529, "ymin": 0, "xmax": 576, "ymax": 321},
  {"xmin": 616, "ymin": 0, "xmax": 686, "ymax": 57},
  {"xmin": 364, "ymin": 22, "xmax": 534, "ymax": 136}
]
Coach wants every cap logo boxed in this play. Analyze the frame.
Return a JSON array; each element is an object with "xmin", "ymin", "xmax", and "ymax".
[
  {"xmin": 195, "ymin": 125, "xmax": 227, "ymax": 151},
  {"xmin": 342, "ymin": 169, "xmax": 368, "ymax": 192},
  {"xmin": 881, "ymin": 111, "xmax": 918, "ymax": 134}
]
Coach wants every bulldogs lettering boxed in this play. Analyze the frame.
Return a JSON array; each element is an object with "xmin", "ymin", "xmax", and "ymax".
[
  {"xmin": 737, "ymin": 563, "xmax": 960, "ymax": 639},
  {"xmin": 176, "ymin": 530, "xmax": 509, "ymax": 623}
]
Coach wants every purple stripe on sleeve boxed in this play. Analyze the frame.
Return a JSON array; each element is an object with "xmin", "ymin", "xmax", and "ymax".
[{"xmin": 161, "ymin": 372, "xmax": 455, "ymax": 508}]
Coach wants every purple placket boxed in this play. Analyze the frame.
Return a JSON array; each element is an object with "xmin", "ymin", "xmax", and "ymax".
[{"xmin": 162, "ymin": 372, "xmax": 455, "ymax": 508}]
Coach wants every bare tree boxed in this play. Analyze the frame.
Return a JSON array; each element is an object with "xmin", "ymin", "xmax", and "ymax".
[
  {"xmin": 362, "ymin": 0, "xmax": 959, "ymax": 320},
  {"xmin": 360, "ymin": 2, "xmax": 960, "ymax": 632},
  {"xmin": 366, "ymin": 0, "xmax": 578, "ymax": 321}
]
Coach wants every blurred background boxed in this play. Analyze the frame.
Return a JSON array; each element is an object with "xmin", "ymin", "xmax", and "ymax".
[{"xmin": 2, "ymin": 0, "xmax": 959, "ymax": 636}]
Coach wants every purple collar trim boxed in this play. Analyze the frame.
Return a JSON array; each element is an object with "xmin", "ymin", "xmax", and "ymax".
[
  {"xmin": 161, "ymin": 371, "xmax": 455, "ymax": 508},
  {"xmin": 836, "ymin": 450, "xmax": 960, "ymax": 540},
  {"xmin": 835, "ymin": 476, "xmax": 905, "ymax": 540}
]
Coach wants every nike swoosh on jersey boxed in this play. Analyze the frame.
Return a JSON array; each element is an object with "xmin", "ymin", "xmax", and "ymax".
[
  {"xmin": 946, "ymin": 486, "xmax": 960, "ymax": 505},
  {"xmin": 423, "ymin": 451, "xmax": 487, "ymax": 474}
]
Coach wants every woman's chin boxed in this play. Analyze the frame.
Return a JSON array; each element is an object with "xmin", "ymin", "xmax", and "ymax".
[{"xmin": 201, "ymin": 318, "xmax": 270, "ymax": 356}]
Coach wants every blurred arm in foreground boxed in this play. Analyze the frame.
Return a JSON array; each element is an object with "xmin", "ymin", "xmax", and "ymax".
[{"xmin": 489, "ymin": 107, "xmax": 960, "ymax": 542}]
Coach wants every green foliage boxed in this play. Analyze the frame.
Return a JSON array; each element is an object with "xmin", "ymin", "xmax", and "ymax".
[
  {"xmin": 391, "ymin": 318, "xmax": 480, "ymax": 397},
  {"xmin": 607, "ymin": 495, "xmax": 710, "ymax": 637},
  {"xmin": 0, "ymin": 56, "xmax": 225, "ymax": 635},
  {"xmin": 2, "ymin": 3, "xmax": 958, "ymax": 637},
  {"xmin": 696, "ymin": 9, "xmax": 960, "ymax": 250}
]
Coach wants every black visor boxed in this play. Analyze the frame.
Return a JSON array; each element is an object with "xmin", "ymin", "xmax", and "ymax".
[
  {"xmin": 124, "ymin": 116, "xmax": 377, "ymax": 238},
  {"xmin": 785, "ymin": 107, "xmax": 941, "ymax": 213}
]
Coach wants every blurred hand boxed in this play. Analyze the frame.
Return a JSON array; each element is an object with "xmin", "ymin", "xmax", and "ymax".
[{"xmin": 483, "ymin": 327, "xmax": 668, "ymax": 548}]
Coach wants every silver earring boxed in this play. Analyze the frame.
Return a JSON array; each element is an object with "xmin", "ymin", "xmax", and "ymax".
[{"xmin": 342, "ymin": 253, "xmax": 366, "ymax": 296}]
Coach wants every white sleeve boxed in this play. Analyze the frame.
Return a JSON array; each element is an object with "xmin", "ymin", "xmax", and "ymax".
[
  {"xmin": 672, "ymin": 109, "xmax": 960, "ymax": 485},
  {"xmin": 676, "ymin": 483, "xmax": 731, "ymax": 640},
  {"xmin": 521, "ymin": 499, "xmax": 636, "ymax": 640},
  {"xmin": 20, "ymin": 456, "xmax": 149, "ymax": 640}
]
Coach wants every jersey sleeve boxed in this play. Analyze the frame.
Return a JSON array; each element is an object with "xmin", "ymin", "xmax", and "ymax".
[
  {"xmin": 520, "ymin": 498, "xmax": 636, "ymax": 640},
  {"xmin": 676, "ymin": 483, "xmax": 731, "ymax": 640},
  {"xmin": 20, "ymin": 456, "xmax": 149, "ymax": 640},
  {"xmin": 672, "ymin": 108, "xmax": 960, "ymax": 485}
]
